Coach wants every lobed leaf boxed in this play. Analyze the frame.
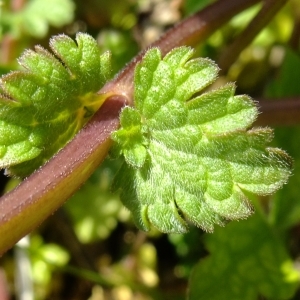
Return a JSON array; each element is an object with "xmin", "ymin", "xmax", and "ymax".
[
  {"xmin": 112, "ymin": 46, "xmax": 292, "ymax": 233},
  {"xmin": 188, "ymin": 213, "xmax": 300, "ymax": 300},
  {"xmin": 0, "ymin": 33, "xmax": 111, "ymax": 177}
]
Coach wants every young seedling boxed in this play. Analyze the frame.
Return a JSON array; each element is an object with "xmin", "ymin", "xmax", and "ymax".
[{"xmin": 0, "ymin": 0, "xmax": 290, "ymax": 255}]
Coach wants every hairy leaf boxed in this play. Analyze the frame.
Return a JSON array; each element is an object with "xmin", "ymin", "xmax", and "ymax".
[
  {"xmin": 0, "ymin": 33, "xmax": 111, "ymax": 177},
  {"xmin": 112, "ymin": 46, "xmax": 292, "ymax": 233}
]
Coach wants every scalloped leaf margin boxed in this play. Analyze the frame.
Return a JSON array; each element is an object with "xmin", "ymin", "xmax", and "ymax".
[{"xmin": 111, "ymin": 46, "xmax": 292, "ymax": 233}]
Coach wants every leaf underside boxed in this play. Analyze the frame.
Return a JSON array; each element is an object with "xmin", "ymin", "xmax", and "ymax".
[
  {"xmin": 112, "ymin": 46, "xmax": 292, "ymax": 233},
  {"xmin": 0, "ymin": 33, "xmax": 111, "ymax": 177}
]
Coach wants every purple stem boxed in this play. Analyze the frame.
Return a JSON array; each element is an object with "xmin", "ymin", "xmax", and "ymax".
[{"xmin": 0, "ymin": 0, "xmax": 262, "ymax": 254}]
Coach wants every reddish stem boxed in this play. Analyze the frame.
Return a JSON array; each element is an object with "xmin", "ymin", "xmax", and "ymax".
[
  {"xmin": 0, "ymin": 96, "xmax": 124, "ymax": 255},
  {"xmin": 257, "ymin": 98, "xmax": 300, "ymax": 126},
  {"xmin": 100, "ymin": 0, "xmax": 261, "ymax": 102},
  {"xmin": 0, "ymin": 0, "xmax": 262, "ymax": 254},
  {"xmin": 218, "ymin": 0, "xmax": 289, "ymax": 74}
]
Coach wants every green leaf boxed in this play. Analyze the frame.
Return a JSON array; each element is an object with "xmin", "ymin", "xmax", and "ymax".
[
  {"xmin": 112, "ymin": 46, "xmax": 292, "ymax": 233},
  {"xmin": 188, "ymin": 213, "xmax": 300, "ymax": 300},
  {"xmin": 65, "ymin": 160, "xmax": 123, "ymax": 243},
  {"xmin": 22, "ymin": 0, "xmax": 75, "ymax": 38},
  {"xmin": 0, "ymin": 33, "xmax": 111, "ymax": 177},
  {"xmin": 1, "ymin": 0, "xmax": 75, "ymax": 39},
  {"xmin": 111, "ymin": 107, "xmax": 148, "ymax": 168}
]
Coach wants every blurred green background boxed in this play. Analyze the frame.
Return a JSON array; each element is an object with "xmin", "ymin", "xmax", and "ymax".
[{"xmin": 1, "ymin": 0, "xmax": 300, "ymax": 299}]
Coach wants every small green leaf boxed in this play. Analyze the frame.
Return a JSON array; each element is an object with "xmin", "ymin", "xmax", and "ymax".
[
  {"xmin": 65, "ymin": 160, "xmax": 123, "ymax": 243},
  {"xmin": 111, "ymin": 107, "xmax": 147, "ymax": 168},
  {"xmin": 0, "ymin": 33, "xmax": 111, "ymax": 177},
  {"xmin": 22, "ymin": 0, "xmax": 75, "ymax": 38},
  {"xmin": 188, "ymin": 213, "xmax": 300, "ymax": 300},
  {"xmin": 112, "ymin": 46, "xmax": 292, "ymax": 233}
]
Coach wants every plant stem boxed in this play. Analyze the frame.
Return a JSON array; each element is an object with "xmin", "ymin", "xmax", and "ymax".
[
  {"xmin": 0, "ymin": 0, "xmax": 262, "ymax": 255},
  {"xmin": 0, "ymin": 96, "xmax": 124, "ymax": 255},
  {"xmin": 218, "ymin": 0, "xmax": 289, "ymax": 74},
  {"xmin": 101, "ymin": 0, "xmax": 261, "ymax": 102},
  {"xmin": 257, "ymin": 98, "xmax": 300, "ymax": 126}
]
